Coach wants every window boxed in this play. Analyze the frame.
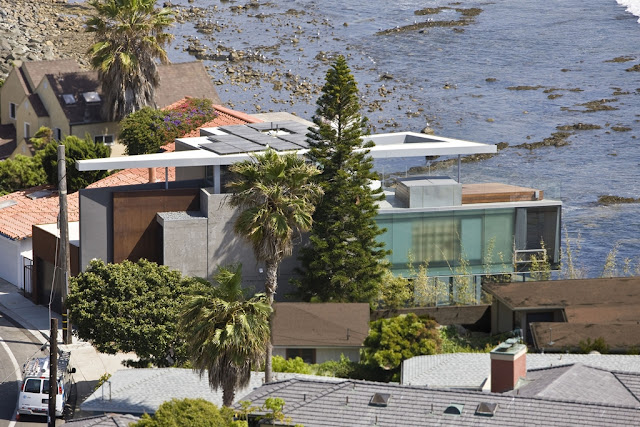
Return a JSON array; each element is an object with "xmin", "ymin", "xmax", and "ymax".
[
  {"xmin": 286, "ymin": 348, "xmax": 316, "ymax": 364},
  {"xmin": 9, "ymin": 102, "xmax": 16, "ymax": 119},
  {"xmin": 24, "ymin": 122, "xmax": 30, "ymax": 139},
  {"xmin": 55, "ymin": 128, "xmax": 62, "ymax": 141},
  {"xmin": 94, "ymin": 135, "xmax": 114, "ymax": 145},
  {"xmin": 24, "ymin": 379, "xmax": 41, "ymax": 393}
]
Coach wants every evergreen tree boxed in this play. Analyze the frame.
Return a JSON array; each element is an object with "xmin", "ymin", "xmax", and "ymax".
[{"xmin": 296, "ymin": 56, "xmax": 389, "ymax": 303}]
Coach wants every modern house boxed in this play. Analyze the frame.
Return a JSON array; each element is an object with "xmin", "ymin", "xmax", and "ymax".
[
  {"xmin": 238, "ymin": 340, "xmax": 640, "ymax": 426},
  {"xmin": 484, "ymin": 277, "xmax": 640, "ymax": 350},
  {"xmin": 0, "ymin": 105, "xmax": 254, "ymax": 306},
  {"xmin": 0, "ymin": 59, "xmax": 222, "ymax": 156},
  {"xmin": 72, "ymin": 126, "xmax": 560, "ymax": 302},
  {"xmin": 272, "ymin": 303, "xmax": 370, "ymax": 363}
]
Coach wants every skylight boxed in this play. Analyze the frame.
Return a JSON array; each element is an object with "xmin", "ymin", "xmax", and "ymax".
[
  {"xmin": 62, "ymin": 94, "xmax": 76, "ymax": 105},
  {"xmin": 369, "ymin": 393, "xmax": 391, "ymax": 407},
  {"xmin": 443, "ymin": 404, "xmax": 464, "ymax": 415},
  {"xmin": 0, "ymin": 200, "xmax": 17, "ymax": 210},
  {"xmin": 82, "ymin": 91, "xmax": 101, "ymax": 103},
  {"xmin": 475, "ymin": 402, "xmax": 498, "ymax": 416},
  {"xmin": 26, "ymin": 190, "xmax": 53, "ymax": 200}
]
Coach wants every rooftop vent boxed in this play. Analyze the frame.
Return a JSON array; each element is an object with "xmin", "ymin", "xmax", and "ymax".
[
  {"xmin": 369, "ymin": 393, "xmax": 391, "ymax": 407},
  {"xmin": 475, "ymin": 402, "xmax": 498, "ymax": 417},
  {"xmin": 26, "ymin": 189, "xmax": 53, "ymax": 200},
  {"xmin": 0, "ymin": 200, "xmax": 17, "ymax": 210},
  {"xmin": 62, "ymin": 94, "xmax": 76, "ymax": 105},
  {"xmin": 82, "ymin": 91, "xmax": 101, "ymax": 103},
  {"xmin": 443, "ymin": 404, "xmax": 464, "ymax": 415}
]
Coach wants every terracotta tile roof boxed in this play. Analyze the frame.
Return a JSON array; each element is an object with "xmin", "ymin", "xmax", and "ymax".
[
  {"xmin": 0, "ymin": 185, "xmax": 79, "ymax": 241},
  {"xmin": 86, "ymin": 167, "xmax": 175, "ymax": 189},
  {"xmin": 161, "ymin": 102, "xmax": 262, "ymax": 152}
]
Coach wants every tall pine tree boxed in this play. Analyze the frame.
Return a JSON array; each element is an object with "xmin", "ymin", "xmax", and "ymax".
[{"xmin": 296, "ymin": 56, "xmax": 389, "ymax": 303}]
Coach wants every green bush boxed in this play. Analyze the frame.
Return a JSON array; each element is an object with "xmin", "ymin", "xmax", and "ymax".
[
  {"xmin": 362, "ymin": 314, "xmax": 441, "ymax": 372},
  {"xmin": 119, "ymin": 98, "xmax": 217, "ymax": 155},
  {"xmin": 0, "ymin": 154, "xmax": 47, "ymax": 195},
  {"xmin": 133, "ymin": 398, "xmax": 238, "ymax": 426},
  {"xmin": 272, "ymin": 356, "xmax": 313, "ymax": 374},
  {"xmin": 40, "ymin": 135, "xmax": 111, "ymax": 192},
  {"xmin": 119, "ymin": 107, "xmax": 166, "ymax": 155},
  {"xmin": 579, "ymin": 337, "xmax": 610, "ymax": 354}
]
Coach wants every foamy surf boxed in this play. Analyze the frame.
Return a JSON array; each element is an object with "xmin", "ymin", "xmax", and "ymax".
[{"xmin": 617, "ymin": 0, "xmax": 640, "ymax": 22}]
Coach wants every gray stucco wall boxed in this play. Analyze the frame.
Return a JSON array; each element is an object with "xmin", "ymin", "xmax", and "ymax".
[
  {"xmin": 158, "ymin": 211, "xmax": 208, "ymax": 278},
  {"xmin": 201, "ymin": 188, "xmax": 301, "ymax": 299},
  {"xmin": 79, "ymin": 180, "xmax": 203, "ymax": 272}
]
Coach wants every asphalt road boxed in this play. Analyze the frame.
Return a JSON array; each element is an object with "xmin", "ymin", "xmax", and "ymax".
[{"xmin": 0, "ymin": 312, "xmax": 56, "ymax": 426}]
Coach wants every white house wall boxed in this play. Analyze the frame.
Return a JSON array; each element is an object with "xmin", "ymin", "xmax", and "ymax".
[{"xmin": 0, "ymin": 236, "xmax": 31, "ymax": 289}]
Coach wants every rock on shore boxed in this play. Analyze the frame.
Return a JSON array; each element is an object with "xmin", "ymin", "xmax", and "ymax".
[{"xmin": 0, "ymin": 0, "xmax": 92, "ymax": 80}]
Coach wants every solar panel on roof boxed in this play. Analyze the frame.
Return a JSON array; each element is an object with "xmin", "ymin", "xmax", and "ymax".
[{"xmin": 267, "ymin": 141, "xmax": 301, "ymax": 151}]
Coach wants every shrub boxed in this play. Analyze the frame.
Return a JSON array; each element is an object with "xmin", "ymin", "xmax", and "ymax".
[
  {"xmin": 119, "ymin": 98, "xmax": 217, "ymax": 155},
  {"xmin": 272, "ymin": 356, "xmax": 313, "ymax": 374},
  {"xmin": 133, "ymin": 398, "xmax": 236, "ymax": 427}
]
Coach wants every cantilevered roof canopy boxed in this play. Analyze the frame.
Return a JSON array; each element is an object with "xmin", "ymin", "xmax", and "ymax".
[{"xmin": 76, "ymin": 126, "xmax": 496, "ymax": 172}]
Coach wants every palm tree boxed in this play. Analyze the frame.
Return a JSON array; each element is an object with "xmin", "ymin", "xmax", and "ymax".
[
  {"xmin": 227, "ymin": 148, "xmax": 323, "ymax": 382},
  {"xmin": 86, "ymin": 0, "xmax": 174, "ymax": 121},
  {"xmin": 181, "ymin": 264, "xmax": 272, "ymax": 407}
]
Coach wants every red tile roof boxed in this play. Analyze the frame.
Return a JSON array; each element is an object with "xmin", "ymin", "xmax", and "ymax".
[{"xmin": 0, "ymin": 186, "xmax": 79, "ymax": 241}]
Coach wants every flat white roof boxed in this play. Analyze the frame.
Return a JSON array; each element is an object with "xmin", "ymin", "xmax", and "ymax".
[{"xmin": 76, "ymin": 130, "xmax": 496, "ymax": 172}]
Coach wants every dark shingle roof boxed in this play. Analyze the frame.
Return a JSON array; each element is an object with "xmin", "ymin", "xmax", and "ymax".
[
  {"xmin": 44, "ymin": 61, "xmax": 222, "ymax": 125},
  {"xmin": 272, "ymin": 303, "xmax": 370, "ymax": 347},
  {"xmin": 20, "ymin": 59, "xmax": 81, "ymax": 93},
  {"xmin": 27, "ymin": 93, "xmax": 48, "ymax": 118},
  {"xmin": 238, "ymin": 378, "xmax": 640, "ymax": 426}
]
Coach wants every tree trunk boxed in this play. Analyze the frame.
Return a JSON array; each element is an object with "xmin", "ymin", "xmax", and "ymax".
[
  {"xmin": 264, "ymin": 259, "xmax": 278, "ymax": 383},
  {"xmin": 222, "ymin": 384, "xmax": 235, "ymax": 407}
]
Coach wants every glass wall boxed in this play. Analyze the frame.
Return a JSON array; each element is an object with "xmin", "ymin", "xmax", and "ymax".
[{"xmin": 376, "ymin": 208, "xmax": 515, "ymax": 276}]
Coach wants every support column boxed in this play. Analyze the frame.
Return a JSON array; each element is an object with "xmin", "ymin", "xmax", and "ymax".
[{"xmin": 213, "ymin": 165, "xmax": 221, "ymax": 194}]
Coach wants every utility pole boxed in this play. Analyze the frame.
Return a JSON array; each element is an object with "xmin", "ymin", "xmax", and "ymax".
[
  {"xmin": 48, "ymin": 318, "xmax": 57, "ymax": 427},
  {"xmin": 57, "ymin": 145, "xmax": 72, "ymax": 344}
]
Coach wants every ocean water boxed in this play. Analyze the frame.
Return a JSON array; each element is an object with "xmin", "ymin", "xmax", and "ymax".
[{"xmin": 161, "ymin": 0, "xmax": 640, "ymax": 276}]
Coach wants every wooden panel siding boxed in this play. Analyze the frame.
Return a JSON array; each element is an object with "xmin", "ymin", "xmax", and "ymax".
[
  {"xmin": 112, "ymin": 189, "xmax": 200, "ymax": 264},
  {"xmin": 462, "ymin": 183, "xmax": 543, "ymax": 204}
]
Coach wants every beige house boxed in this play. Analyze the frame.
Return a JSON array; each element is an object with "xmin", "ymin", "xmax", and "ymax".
[{"xmin": 0, "ymin": 59, "xmax": 222, "ymax": 158}]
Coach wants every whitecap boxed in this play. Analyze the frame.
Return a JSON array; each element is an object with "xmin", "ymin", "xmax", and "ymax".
[{"xmin": 616, "ymin": 0, "xmax": 640, "ymax": 22}]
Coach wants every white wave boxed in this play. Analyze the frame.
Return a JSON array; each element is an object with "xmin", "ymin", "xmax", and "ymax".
[{"xmin": 617, "ymin": 0, "xmax": 640, "ymax": 22}]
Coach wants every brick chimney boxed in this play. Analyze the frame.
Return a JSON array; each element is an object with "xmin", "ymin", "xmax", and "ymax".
[{"xmin": 490, "ymin": 338, "xmax": 527, "ymax": 393}]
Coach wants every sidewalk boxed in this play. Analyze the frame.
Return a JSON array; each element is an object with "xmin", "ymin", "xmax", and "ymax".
[{"xmin": 0, "ymin": 278, "xmax": 134, "ymax": 417}]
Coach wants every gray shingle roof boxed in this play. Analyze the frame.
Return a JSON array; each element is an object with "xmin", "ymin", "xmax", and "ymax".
[
  {"xmin": 63, "ymin": 414, "xmax": 139, "ymax": 427},
  {"xmin": 80, "ymin": 368, "xmax": 340, "ymax": 415},
  {"xmin": 508, "ymin": 363, "xmax": 640, "ymax": 406},
  {"xmin": 402, "ymin": 353, "xmax": 640, "ymax": 388},
  {"xmin": 238, "ymin": 378, "xmax": 640, "ymax": 426}
]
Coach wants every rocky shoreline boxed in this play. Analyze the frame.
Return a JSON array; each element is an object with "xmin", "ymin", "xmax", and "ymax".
[{"xmin": 0, "ymin": 0, "xmax": 92, "ymax": 79}]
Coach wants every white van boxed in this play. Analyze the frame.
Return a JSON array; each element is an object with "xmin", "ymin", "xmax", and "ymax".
[{"xmin": 17, "ymin": 351, "xmax": 75, "ymax": 418}]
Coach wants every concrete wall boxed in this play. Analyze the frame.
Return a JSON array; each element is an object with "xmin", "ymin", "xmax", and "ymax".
[
  {"xmin": 201, "ymin": 189, "xmax": 301, "ymax": 298},
  {"xmin": 0, "ymin": 236, "xmax": 30, "ymax": 289},
  {"xmin": 0, "ymin": 68, "xmax": 25, "ymax": 125},
  {"xmin": 158, "ymin": 212, "xmax": 208, "ymax": 278},
  {"xmin": 273, "ymin": 347, "xmax": 361, "ymax": 364},
  {"xmin": 175, "ymin": 140, "xmax": 206, "ymax": 181},
  {"xmin": 79, "ymin": 180, "xmax": 205, "ymax": 272}
]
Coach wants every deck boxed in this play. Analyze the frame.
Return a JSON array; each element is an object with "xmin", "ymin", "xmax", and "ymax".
[{"xmin": 462, "ymin": 183, "xmax": 543, "ymax": 204}]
